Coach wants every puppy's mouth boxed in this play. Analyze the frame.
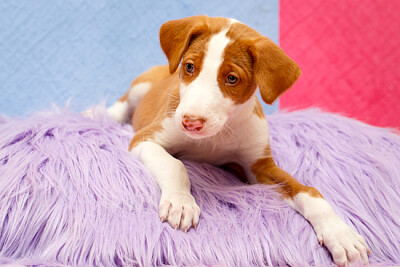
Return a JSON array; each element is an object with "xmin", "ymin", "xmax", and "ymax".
[
  {"xmin": 177, "ymin": 118, "xmax": 224, "ymax": 139},
  {"xmin": 180, "ymin": 123, "xmax": 211, "ymax": 139},
  {"xmin": 175, "ymin": 107, "xmax": 228, "ymax": 139}
]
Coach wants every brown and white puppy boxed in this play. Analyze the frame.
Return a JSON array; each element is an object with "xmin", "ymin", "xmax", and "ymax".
[{"xmin": 106, "ymin": 16, "xmax": 370, "ymax": 266}]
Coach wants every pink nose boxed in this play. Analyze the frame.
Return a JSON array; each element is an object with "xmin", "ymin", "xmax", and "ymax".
[{"xmin": 182, "ymin": 115, "xmax": 206, "ymax": 132}]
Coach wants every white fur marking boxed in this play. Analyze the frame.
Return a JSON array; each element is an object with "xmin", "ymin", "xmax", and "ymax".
[
  {"xmin": 128, "ymin": 82, "xmax": 151, "ymax": 108},
  {"xmin": 106, "ymin": 101, "xmax": 129, "ymax": 123},
  {"xmin": 229, "ymin": 18, "xmax": 240, "ymax": 24}
]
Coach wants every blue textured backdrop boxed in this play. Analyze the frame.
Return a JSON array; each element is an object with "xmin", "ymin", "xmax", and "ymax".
[{"xmin": 0, "ymin": 0, "xmax": 279, "ymax": 117}]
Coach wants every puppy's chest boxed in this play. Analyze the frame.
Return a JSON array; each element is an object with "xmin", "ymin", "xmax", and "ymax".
[
  {"xmin": 172, "ymin": 138, "xmax": 240, "ymax": 165},
  {"xmin": 155, "ymin": 118, "xmax": 243, "ymax": 165},
  {"xmin": 154, "ymin": 115, "xmax": 269, "ymax": 166}
]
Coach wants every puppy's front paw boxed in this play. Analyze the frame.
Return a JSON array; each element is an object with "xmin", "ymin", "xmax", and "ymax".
[
  {"xmin": 159, "ymin": 192, "xmax": 200, "ymax": 232},
  {"xmin": 315, "ymin": 216, "xmax": 370, "ymax": 266}
]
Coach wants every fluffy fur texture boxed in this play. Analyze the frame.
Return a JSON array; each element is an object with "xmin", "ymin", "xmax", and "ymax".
[{"xmin": 0, "ymin": 107, "xmax": 399, "ymax": 266}]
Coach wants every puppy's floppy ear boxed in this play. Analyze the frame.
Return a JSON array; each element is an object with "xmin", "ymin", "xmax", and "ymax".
[
  {"xmin": 249, "ymin": 37, "xmax": 301, "ymax": 104},
  {"xmin": 160, "ymin": 16, "xmax": 207, "ymax": 74}
]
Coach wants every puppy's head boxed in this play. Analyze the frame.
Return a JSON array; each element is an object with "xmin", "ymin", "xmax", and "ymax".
[{"xmin": 160, "ymin": 15, "xmax": 301, "ymax": 139}]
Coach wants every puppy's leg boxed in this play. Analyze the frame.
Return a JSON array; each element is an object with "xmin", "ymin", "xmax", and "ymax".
[
  {"xmin": 249, "ymin": 146, "xmax": 370, "ymax": 266},
  {"xmin": 107, "ymin": 65, "xmax": 171, "ymax": 123},
  {"xmin": 82, "ymin": 82, "xmax": 148, "ymax": 122},
  {"xmin": 130, "ymin": 140, "xmax": 200, "ymax": 232},
  {"xmin": 107, "ymin": 82, "xmax": 152, "ymax": 123}
]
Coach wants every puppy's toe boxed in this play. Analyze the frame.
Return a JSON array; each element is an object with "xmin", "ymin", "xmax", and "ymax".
[{"xmin": 180, "ymin": 203, "xmax": 195, "ymax": 232}]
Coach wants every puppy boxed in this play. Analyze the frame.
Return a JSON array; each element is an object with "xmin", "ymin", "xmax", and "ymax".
[{"xmin": 106, "ymin": 16, "xmax": 370, "ymax": 266}]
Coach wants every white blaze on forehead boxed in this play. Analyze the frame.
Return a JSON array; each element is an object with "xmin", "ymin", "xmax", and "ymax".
[
  {"xmin": 198, "ymin": 28, "xmax": 231, "ymax": 86},
  {"xmin": 178, "ymin": 27, "xmax": 233, "ymax": 116},
  {"xmin": 185, "ymin": 28, "xmax": 231, "ymax": 93}
]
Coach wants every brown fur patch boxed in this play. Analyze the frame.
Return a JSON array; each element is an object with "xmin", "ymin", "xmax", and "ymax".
[
  {"xmin": 227, "ymin": 22, "xmax": 301, "ymax": 105},
  {"xmin": 128, "ymin": 71, "xmax": 181, "ymax": 150},
  {"xmin": 132, "ymin": 71, "xmax": 180, "ymax": 131},
  {"xmin": 217, "ymin": 38, "xmax": 257, "ymax": 105},
  {"xmin": 129, "ymin": 122, "xmax": 164, "ymax": 150},
  {"xmin": 251, "ymin": 145, "xmax": 323, "ymax": 199},
  {"xmin": 179, "ymin": 34, "xmax": 209, "ymax": 85}
]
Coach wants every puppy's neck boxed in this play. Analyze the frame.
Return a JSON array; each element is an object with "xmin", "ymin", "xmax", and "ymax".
[{"xmin": 226, "ymin": 93, "xmax": 260, "ymax": 129}]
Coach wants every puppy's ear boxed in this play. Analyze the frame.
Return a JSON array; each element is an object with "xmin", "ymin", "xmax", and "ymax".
[
  {"xmin": 249, "ymin": 37, "xmax": 301, "ymax": 104},
  {"xmin": 160, "ymin": 16, "xmax": 207, "ymax": 74}
]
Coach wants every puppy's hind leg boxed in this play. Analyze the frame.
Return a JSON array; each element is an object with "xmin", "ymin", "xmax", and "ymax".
[
  {"xmin": 107, "ymin": 81, "xmax": 151, "ymax": 123},
  {"xmin": 107, "ymin": 65, "xmax": 171, "ymax": 123},
  {"xmin": 81, "ymin": 84, "xmax": 144, "ymax": 122}
]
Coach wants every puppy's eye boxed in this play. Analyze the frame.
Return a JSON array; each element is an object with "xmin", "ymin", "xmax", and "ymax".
[
  {"xmin": 226, "ymin": 74, "xmax": 238, "ymax": 85},
  {"xmin": 185, "ymin": 63, "xmax": 195, "ymax": 74}
]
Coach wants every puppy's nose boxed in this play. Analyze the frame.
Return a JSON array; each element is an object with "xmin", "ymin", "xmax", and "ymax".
[{"xmin": 182, "ymin": 115, "xmax": 206, "ymax": 132}]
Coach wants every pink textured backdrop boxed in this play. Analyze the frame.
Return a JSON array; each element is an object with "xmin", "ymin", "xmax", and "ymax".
[{"xmin": 280, "ymin": 0, "xmax": 400, "ymax": 128}]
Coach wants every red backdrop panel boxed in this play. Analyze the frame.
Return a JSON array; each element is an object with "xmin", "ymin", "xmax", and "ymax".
[{"xmin": 280, "ymin": 0, "xmax": 400, "ymax": 128}]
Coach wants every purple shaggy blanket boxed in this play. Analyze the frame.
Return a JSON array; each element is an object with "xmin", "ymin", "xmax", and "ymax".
[{"xmin": 0, "ymin": 107, "xmax": 399, "ymax": 266}]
